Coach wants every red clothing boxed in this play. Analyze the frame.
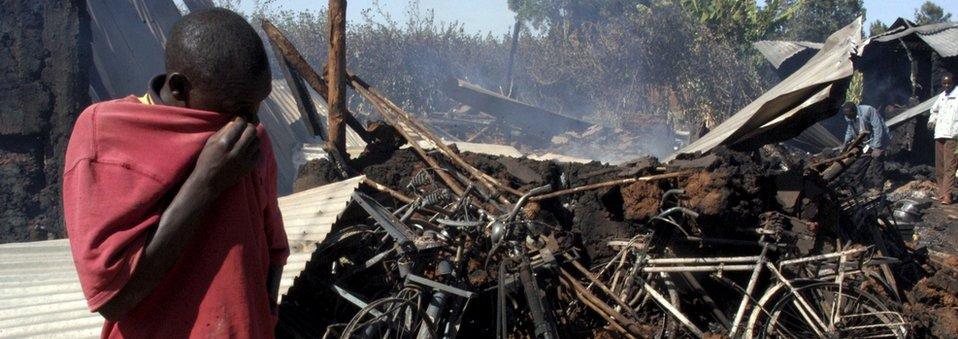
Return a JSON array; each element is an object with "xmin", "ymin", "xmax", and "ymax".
[{"xmin": 62, "ymin": 96, "xmax": 289, "ymax": 338}]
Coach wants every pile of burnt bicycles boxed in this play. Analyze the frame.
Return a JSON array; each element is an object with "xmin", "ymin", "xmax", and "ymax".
[{"xmin": 284, "ymin": 168, "xmax": 913, "ymax": 339}]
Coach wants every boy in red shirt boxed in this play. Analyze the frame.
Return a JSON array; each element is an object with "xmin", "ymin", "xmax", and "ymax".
[{"xmin": 62, "ymin": 8, "xmax": 288, "ymax": 338}]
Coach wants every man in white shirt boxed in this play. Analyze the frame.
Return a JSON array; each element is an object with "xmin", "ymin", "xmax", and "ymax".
[{"xmin": 928, "ymin": 73, "xmax": 958, "ymax": 204}]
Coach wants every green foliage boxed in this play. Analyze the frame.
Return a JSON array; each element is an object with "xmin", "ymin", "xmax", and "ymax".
[
  {"xmin": 845, "ymin": 71, "xmax": 863, "ymax": 104},
  {"xmin": 506, "ymin": 0, "xmax": 639, "ymax": 32},
  {"xmin": 776, "ymin": 0, "xmax": 863, "ymax": 42},
  {"xmin": 914, "ymin": 1, "xmax": 952, "ymax": 25},
  {"xmin": 868, "ymin": 20, "xmax": 888, "ymax": 37},
  {"xmin": 679, "ymin": 0, "xmax": 799, "ymax": 45}
]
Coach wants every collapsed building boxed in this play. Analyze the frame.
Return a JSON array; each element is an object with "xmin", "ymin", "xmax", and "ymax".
[{"xmin": 2, "ymin": 3, "xmax": 958, "ymax": 339}]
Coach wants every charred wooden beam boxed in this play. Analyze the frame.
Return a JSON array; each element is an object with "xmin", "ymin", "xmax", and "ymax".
[
  {"xmin": 260, "ymin": 19, "xmax": 373, "ymax": 143},
  {"xmin": 346, "ymin": 71, "xmax": 522, "ymax": 201},
  {"xmin": 269, "ymin": 43, "xmax": 326, "ymax": 139}
]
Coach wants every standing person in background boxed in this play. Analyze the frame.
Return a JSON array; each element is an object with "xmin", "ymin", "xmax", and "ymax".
[
  {"xmin": 929, "ymin": 73, "xmax": 958, "ymax": 204},
  {"xmin": 843, "ymin": 102, "xmax": 890, "ymax": 189}
]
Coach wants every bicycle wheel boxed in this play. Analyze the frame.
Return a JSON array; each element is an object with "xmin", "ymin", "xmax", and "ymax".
[
  {"xmin": 754, "ymin": 282, "xmax": 907, "ymax": 338},
  {"xmin": 340, "ymin": 291, "xmax": 435, "ymax": 339}
]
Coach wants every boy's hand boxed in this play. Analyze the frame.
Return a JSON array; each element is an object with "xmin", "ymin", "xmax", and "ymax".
[{"xmin": 194, "ymin": 117, "xmax": 261, "ymax": 193}]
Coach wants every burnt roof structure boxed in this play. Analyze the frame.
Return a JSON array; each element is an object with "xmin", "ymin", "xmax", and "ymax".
[
  {"xmin": 669, "ymin": 18, "xmax": 861, "ymax": 160},
  {"xmin": 753, "ymin": 40, "xmax": 823, "ymax": 78},
  {"xmin": 856, "ymin": 18, "xmax": 958, "ymax": 113}
]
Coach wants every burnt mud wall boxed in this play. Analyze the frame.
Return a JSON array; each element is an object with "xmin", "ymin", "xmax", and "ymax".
[{"xmin": 0, "ymin": 0, "xmax": 89, "ymax": 243}]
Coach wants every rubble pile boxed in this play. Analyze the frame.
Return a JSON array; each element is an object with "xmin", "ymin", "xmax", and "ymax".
[
  {"xmin": 905, "ymin": 254, "xmax": 958, "ymax": 338},
  {"xmin": 277, "ymin": 120, "xmax": 955, "ymax": 337},
  {"xmin": 265, "ymin": 19, "xmax": 955, "ymax": 338}
]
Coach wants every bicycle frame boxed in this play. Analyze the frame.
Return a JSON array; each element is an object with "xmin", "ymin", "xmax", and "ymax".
[{"xmin": 623, "ymin": 241, "xmax": 886, "ymax": 338}]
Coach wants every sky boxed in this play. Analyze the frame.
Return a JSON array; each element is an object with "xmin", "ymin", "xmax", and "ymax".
[{"xmin": 239, "ymin": 0, "xmax": 958, "ymax": 37}]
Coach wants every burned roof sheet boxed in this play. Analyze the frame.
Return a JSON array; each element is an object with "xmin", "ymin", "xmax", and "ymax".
[
  {"xmin": 668, "ymin": 18, "xmax": 861, "ymax": 160},
  {"xmin": 443, "ymin": 79, "xmax": 594, "ymax": 139},
  {"xmin": 753, "ymin": 40, "xmax": 823, "ymax": 69},
  {"xmin": 866, "ymin": 20, "xmax": 958, "ymax": 58},
  {"xmin": 886, "ymin": 95, "xmax": 938, "ymax": 128}
]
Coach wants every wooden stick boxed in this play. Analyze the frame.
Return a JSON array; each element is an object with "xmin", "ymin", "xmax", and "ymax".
[
  {"xmin": 465, "ymin": 124, "xmax": 491, "ymax": 143},
  {"xmin": 260, "ymin": 20, "xmax": 373, "ymax": 144},
  {"xmin": 269, "ymin": 39, "xmax": 326, "ymax": 138},
  {"xmin": 363, "ymin": 178, "xmax": 414, "ymax": 203},
  {"xmin": 530, "ymin": 171, "xmax": 693, "ymax": 201},
  {"xmin": 346, "ymin": 72, "xmax": 522, "ymax": 199},
  {"xmin": 347, "ymin": 74, "xmax": 467, "ymax": 197}
]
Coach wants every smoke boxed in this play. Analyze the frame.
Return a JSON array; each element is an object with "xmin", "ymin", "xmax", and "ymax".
[{"xmin": 255, "ymin": 0, "xmax": 767, "ymax": 163}]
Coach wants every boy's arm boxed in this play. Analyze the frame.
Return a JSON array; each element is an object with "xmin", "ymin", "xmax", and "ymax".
[{"xmin": 98, "ymin": 119, "xmax": 261, "ymax": 321}]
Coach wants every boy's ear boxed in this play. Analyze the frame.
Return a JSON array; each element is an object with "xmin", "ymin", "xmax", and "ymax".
[{"xmin": 167, "ymin": 73, "xmax": 191, "ymax": 102}]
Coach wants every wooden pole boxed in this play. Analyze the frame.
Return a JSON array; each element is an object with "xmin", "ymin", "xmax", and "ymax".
[
  {"xmin": 326, "ymin": 0, "xmax": 348, "ymax": 158},
  {"xmin": 260, "ymin": 20, "xmax": 373, "ymax": 144}
]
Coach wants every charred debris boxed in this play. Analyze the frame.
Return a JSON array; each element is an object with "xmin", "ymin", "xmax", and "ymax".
[{"xmin": 260, "ymin": 17, "xmax": 958, "ymax": 339}]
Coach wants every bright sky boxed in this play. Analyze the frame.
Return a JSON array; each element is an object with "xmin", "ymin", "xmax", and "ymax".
[{"xmin": 241, "ymin": 0, "xmax": 957, "ymax": 37}]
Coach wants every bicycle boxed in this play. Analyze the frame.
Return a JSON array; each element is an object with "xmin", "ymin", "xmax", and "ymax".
[{"xmin": 572, "ymin": 191, "xmax": 908, "ymax": 338}]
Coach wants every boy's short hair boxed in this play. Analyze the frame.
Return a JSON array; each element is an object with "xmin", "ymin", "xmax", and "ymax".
[{"xmin": 165, "ymin": 8, "xmax": 270, "ymax": 97}]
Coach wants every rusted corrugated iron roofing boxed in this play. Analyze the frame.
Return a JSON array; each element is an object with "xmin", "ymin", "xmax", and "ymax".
[{"xmin": 753, "ymin": 40, "xmax": 823, "ymax": 69}]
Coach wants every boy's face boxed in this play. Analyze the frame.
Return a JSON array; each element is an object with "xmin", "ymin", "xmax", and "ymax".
[
  {"xmin": 170, "ymin": 73, "xmax": 272, "ymax": 122},
  {"xmin": 195, "ymin": 82, "xmax": 271, "ymax": 122}
]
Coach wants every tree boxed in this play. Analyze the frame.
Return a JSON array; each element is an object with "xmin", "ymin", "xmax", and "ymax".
[
  {"xmin": 679, "ymin": 0, "xmax": 799, "ymax": 45},
  {"xmin": 868, "ymin": 20, "xmax": 888, "ymax": 36},
  {"xmin": 914, "ymin": 1, "xmax": 952, "ymax": 25},
  {"xmin": 777, "ymin": 0, "xmax": 864, "ymax": 42},
  {"xmin": 506, "ymin": 0, "xmax": 638, "ymax": 35}
]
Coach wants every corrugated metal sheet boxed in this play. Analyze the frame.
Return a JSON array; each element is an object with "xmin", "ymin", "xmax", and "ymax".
[
  {"xmin": 0, "ymin": 239, "xmax": 101, "ymax": 338},
  {"xmin": 789, "ymin": 122, "xmax": 842, "ymax": 151},
  {"xmin": 668, "ymin": 18, "xmax": 861, "ymax": 161},
  {"xmin": 0, "ymin": 176, "xmax": 366, "ymax": 337},
  {"xmin": 276, "ymin": 175, "xmax": 366, "ymax": 296},
  {"xmin": 867, "ymin": 21, "xmax": 958, "ymax": 58},
  {"xmin": 528, "ymin": 153, "xmax": 593, "ymax": 164},
  {"xmin": 261, "ymin": 80, "xmax": 367, "ymax": 194},
  {"xmin": 886, "ymin": 95, "xmax": 938, "ymax": 128},
  {"xmin": 753, "ymin": 40, "xmax": 823, "ymax": 69},
  {"xmin": 87, "ymin": 0, "xmax": 180, "ymax": 102},
  {"xmin": 451, "ymin": 142, "xmax": 523, "ymax": 157}
]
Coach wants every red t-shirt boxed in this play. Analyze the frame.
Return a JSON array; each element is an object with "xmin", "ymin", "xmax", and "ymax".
[{"xmin": 62, "ymin": 96, "xmax": 289, "ymax": 338}]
